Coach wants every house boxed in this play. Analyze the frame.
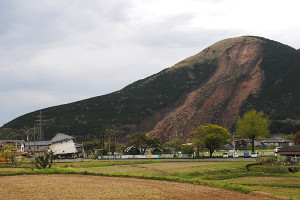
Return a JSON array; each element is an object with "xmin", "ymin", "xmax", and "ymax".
[
  {"xmin": 278, "ymin": 145, "xmax": 300, "ymax": 157},
  {"xmin": 25, "ymin": 141, "xmax": 51, "ymax": 154},
  {"xmin": 261, "ymin": 137, "xmax": 292, "ymax": 147},
  {"xmin": 48, "ymin": 133, "xmax": 77, "ymax": 155},
  {"xmin": 0, "ymin": 140, "xmax": 25, "ymax": 153}
]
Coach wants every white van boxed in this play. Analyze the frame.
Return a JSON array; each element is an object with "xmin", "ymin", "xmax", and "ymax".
[{"xmin": 251, "ymin": 152, "xmax": 259, "ymax": 158}]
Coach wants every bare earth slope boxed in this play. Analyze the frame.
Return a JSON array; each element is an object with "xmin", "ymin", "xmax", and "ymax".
[
  {"xmin": 0, "ymin": 175, "xmax": 278, "ymax": 200},
  {"xmin": 146, "ymin": 41, "xmax": 264, "ymax": 140}
]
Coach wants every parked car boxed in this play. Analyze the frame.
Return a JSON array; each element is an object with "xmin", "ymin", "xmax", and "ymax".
[
  {"xmin": 232, "ymin": 152, "xmax": 239, "ymax": 158},
  {"xmin": 71, "ymin": 154, "xmax": 78, "ymax": 159},
  {"xmin": 244, "ymin": 151, "xmax": 250, "ymax": 158},
  {"xmin": 223, "ymin": 152, "xmax": 228, "ymax": 158},
  {"xmin": 251, "ymin": 152, "xmax": 259, "ymax": 158}
]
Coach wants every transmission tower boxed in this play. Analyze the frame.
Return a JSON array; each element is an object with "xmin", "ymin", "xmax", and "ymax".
[{"xmin": 36, "ymin": 111, "xmax": 46, "ymax": 141}]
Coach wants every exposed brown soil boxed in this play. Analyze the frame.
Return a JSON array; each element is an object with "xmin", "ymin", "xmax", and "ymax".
[
  {"xmin": 0, "ymin": 174, "xmax": 277, "ymax": 200},
  {"xmin": 144, "ymin": 42, "xmax": 264, "ymax": 140}
]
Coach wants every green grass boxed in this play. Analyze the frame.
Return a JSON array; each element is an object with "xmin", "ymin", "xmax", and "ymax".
[
  {"xmin": 55, "ymin": 160, "xmax": 161, "ymax": 168},
  {"xmin": 1, "ymin": 160, "xmax": 300, "ymax": 199}
]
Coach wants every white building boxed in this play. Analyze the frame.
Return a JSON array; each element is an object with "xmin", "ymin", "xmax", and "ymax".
[{"xmin": 48, "ymin": 133, "xmax": 77, "ymax": 155}]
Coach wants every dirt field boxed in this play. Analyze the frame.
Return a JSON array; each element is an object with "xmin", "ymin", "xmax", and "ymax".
[{"xmin": 0, "ymin": 175, "xmax": 285, "ymax": 200}]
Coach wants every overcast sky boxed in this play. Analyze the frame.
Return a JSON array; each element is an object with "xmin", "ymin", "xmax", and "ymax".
[{"xmin": 1, "ymin": 0, "xmax": 299, "ymax": 127}]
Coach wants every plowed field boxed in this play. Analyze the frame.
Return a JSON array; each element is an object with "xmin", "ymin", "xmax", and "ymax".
[{"xmin": 0, "ymin": 175, "xmax": 281, "ymax": 200}]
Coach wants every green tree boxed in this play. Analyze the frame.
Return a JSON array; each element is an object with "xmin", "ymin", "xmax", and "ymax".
[
  {"xmin": 164, "ymin": 138, "xmax": 183, "ymax": 154},
  {"xmin": 235, "ymin": 110, "xmax": 271, "ymax": 152},
  {"xmin": 190, "ymin": 138, "xmax": 203, "ymax": 158},
  {"xmin": 191, "ymin": 124, "xmax": 231, "ymax": 157},
  {"xmin": 293, "ymin": 131, "xmax": 300, "ymax": 145},
  {"xmin": 181, "ymin": 144, "xmax": 194, "ymax": 154},
  {"xmin": 128, "ymin": 132, "xmax": 161, "ymax": 155}
]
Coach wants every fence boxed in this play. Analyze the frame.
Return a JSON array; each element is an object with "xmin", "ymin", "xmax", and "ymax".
[{"xmin": 98, "ymin": 154, "xmax": 194, "ymax": 160}]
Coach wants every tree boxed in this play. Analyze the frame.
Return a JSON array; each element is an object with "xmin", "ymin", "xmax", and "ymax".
[
  {"xmin": 181, "ymin": 145, "xmax": 194, "ymax": 154},
  {"xmin": 190, "ymin": 138, "xmax": 203, "ymax": 158},
  {"xmin": 128, "ymin": 132, "xmax": 161, "ymax": 155},
  {"xmin": 163, "ymin": 138, "xmax": 183, "ymax": 154},
  {"xmin": 0, "ymin": 145, "xmax": 18, "ymax": 165},
  {"xmin": 293, "ymin": 131, "xmax": 300, "ymax": 145},
  {"xmin": 235, "ymin": 110, "xmax": 271, "ymax": 152},
  {"xmin": 191, "ymin": 124, "xmax": 231, "ymax": 157},
  {"xmin": 104, "ymin": 124, "xmax": 123, "ymax": 155}
]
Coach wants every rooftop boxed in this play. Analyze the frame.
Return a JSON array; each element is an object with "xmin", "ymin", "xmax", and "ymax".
[
  {"xmin": 262, "ymin": 137, "xmax": 291, "ymax": 143},
  {"xmin": 278, "ymin": 145, "xmax": 300, "ymax": 152},
  {"xmin": 51, "ymin": 133, "xmax": 74, "ymax": 143}
]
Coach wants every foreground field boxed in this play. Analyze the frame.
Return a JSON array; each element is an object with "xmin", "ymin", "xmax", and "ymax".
[
  {"xmin": 0, "ymin": 174, "xmax": 283, "ymax": 200},
  {"xmin": 55, "ymin": 160, "xmax": 300, "ymax": 199},
  {"xmin": 1, "ymin": 160, "xmax": 299, "ymax": 199}
]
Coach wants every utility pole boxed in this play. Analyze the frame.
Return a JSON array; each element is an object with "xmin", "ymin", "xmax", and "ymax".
[
  {"xmin": 108, "ymin": 137, "xmax": 111, "ymax": 160},
  {"xmin": 233, "ymin": 132, "xmax": 236, "ymax": 159},
  {"xmin": 173, "ymin": 115, "xmax": 178, "ymax": 158},
  {"xmin": 33, "ymin": 126, "xmax": 36, "ymax": 156}
]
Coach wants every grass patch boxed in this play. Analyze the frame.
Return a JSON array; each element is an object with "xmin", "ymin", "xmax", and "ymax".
[
  {"xmin": 251, "ymin": 186, "xmax": 300, "ymax": 199},
  {"xmin": 55, "ymin": 160, "xmax": 161, "ymax": 168}
]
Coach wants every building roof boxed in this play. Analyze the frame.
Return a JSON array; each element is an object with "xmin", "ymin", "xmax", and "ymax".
[
  {"xmin": 0, "ymin": 140, "xmax": 25, "ymax": 147},
  {"xmin": 50, "ymin": 133, "xmax": 74, "ymax": 143},
  {"xmin": 262, "ymin": 137, "xmax": 291, "ymax": 143},
  {"xmin": 75, "ymin": 143, "xmax": 83, "ymax": 148},
  {"xmin": 25, "ymin": 141, "xmax": 51, "ymax": 146},
  {"xmin": 278, "ymin": 145, "xmax": 300, "ymax": 152}
]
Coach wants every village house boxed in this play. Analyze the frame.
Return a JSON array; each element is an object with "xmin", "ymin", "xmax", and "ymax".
[
  {"xmin": 25, "ymin": 141, "xmax": 50, "ymax": 155},
  {"xmin": 48, "ymin": 133, "xmax": 77, "ymax": 155},
  {"xmin": 261, "ymin": 137, "xmax": 292, "ymax": 147},
  {"xmin": 24, "ymin": 133, "xmax": 77, "ymax": 157},
  {"xmin": 278, "ymin": 145, "xmax": 300, "ymax": 157},
  {"xmin": 0, "ymin": 140, "xmax": 25, "ymax": 153}
]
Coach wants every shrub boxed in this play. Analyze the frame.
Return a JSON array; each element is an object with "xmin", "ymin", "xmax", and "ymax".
[
  {"xmin": 87, "ymin": 155, "xmax": 96, "ymax": 159},
  {"xmin": 35, "ymin": 152, "xmax": 53, "ymax": 169}
]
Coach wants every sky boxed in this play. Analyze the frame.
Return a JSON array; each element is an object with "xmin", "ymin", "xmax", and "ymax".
[{"xmin": 1, "ymin": 0, "xmax": 300, "ymax": 127}]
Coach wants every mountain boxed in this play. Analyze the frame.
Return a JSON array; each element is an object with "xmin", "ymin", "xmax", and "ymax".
[{"xmin": 2, "ymin": 36, "xmax": 300, "ymax": 142}]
